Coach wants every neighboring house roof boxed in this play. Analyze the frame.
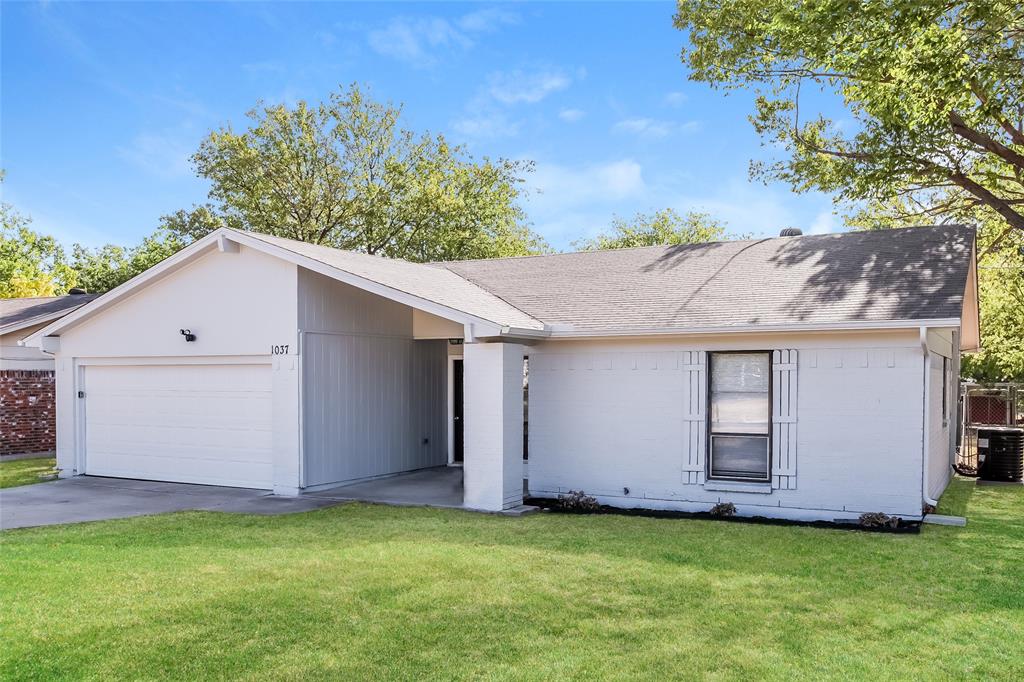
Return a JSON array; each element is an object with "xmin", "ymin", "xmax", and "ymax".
[
  {"xmin": 0, "ymin": 294, "xmax": 98, "ymax": 336},
  {"xmin": 28, "ymin": 224, "xmax": 977, "ymax": 345},
  {"xmin": 439, "ymin": 224, "xmax": 977, "ymax": 335}
]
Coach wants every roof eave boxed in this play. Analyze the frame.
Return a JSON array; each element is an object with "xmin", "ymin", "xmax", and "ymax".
[
  {"xmin": 23, "ymin": 229, "xmax": 231, "ymax": 347},
  {"xmin": 540, "ymin": 318, "xmax": 964, "ymax": 340},
  {"xmin": 232, "ymin": 230, "xmax": 542, "ymax": 334},
  {"xmin": 23, "ymin": 228, "xmax": 545, "ymax": 347}
]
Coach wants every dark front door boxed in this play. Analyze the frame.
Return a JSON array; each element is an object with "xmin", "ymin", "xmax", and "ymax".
[{"xmin": 453, "ymin": 359, "xmax": 464, "ymax": 463}]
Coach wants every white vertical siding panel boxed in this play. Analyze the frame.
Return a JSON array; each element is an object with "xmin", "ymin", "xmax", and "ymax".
[{"xmin": 298, "ymin": 269, "xmax": 446, "ymax": 488}]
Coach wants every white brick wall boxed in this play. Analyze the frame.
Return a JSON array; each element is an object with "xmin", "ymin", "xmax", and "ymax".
[
  {"xmin": 463, "ymin": 342, "xmax": 524, "ymax": 511},
  {"xmin": 527, "ymin": 331, "xmax": 929, "ymax": 520}
]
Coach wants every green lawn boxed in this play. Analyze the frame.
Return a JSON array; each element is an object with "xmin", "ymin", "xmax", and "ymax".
[
  {"xmin": 2, "ymin": 478, "xmax": 1022, "ymax": 680},
  {"xmin": 0, "ymin": 456, "xmax": 57, "ymax": 489}
]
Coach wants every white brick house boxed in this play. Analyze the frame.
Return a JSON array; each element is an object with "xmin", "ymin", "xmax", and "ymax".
[{"xmin": 25, "ymin": 225, "xmax": 979, "ymax": 521}]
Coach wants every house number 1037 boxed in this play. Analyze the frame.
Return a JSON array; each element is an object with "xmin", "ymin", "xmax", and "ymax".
[{"xmin": 271, "ymin": 344, "xmax": 290, "ymax": 355}]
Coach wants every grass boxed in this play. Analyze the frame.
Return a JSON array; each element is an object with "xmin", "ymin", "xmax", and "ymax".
[
  {"xmin": 0, "ymin": 456, "xmax": 57, "ymax": 489},
  {"xmin": 1, "ymin": 477, "xmax": 1023, "ymax": 680}
]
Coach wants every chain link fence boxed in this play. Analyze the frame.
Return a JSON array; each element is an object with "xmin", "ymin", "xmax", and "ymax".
[{"xmin": 958, "ymin": 383, "xmax": 1023, "ymax": 474}]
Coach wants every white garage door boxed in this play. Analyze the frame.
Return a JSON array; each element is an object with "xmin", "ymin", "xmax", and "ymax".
[{"xmin": 85, "ymin": 363, "xmax": 273, "ymax": 488}]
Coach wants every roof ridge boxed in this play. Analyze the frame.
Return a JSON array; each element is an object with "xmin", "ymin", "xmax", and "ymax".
[
  {"xmin": 237, "ymin": 229, "xmax": 426, "ymax": 265},
  {"xmin": 434, "ymin": 223, "xmax": 974, "ymax": 266}
]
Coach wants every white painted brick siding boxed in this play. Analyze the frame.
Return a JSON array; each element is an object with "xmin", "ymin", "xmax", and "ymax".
[
  {"xmin": 527, "ymin": 331, "xmax": 927, "ymax": 520},
  {"xmin": 463, "ymin": 342, "xmax": 525, "ymax": 511}
]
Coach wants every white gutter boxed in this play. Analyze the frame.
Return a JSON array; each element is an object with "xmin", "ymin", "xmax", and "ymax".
[
  {"xmin": 499, "ymin": 325, "xmax": 551, "ymax": 339},
  {"xmin": 920, "ymin": 327, "xmax": 939, "ymax": 509},
  {"xmin": 950, "ymin": 330, "xmax": 961, "ymax": 470},
  {"xmin": 544, "ymin": 318, "xmax": 961, "ymax": 339}
]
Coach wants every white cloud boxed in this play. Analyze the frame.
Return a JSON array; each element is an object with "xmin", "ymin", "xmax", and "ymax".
[
  {"xmin": 665, "ymin": 91, "xmax": 688, "ymax": 107},
  {"xmin": 525, "ymin": 159, "xmax": 648, "ymax": 245},
  {"xmin": 452, "ymin": 110, "xmax": 520, "ymax": 139},
  {"xmin": 531, "ymin": 159, "xmax": 646, "ymax": 207},
  {"xmin": 452, "ymin": 66, "xmax": 578, "ymax": 139},
  {"xmin": 456, "ymin": 7, "xmax": 519, "ymax": 33},
  {"xmin": 808, "ymin": 210, "xmax": 839, "ymax": 234},
  {"xmin": 367, "ymin": 17, "xmax": 468, "ymax": 66},
  {"xmin": 315, "ymin": 30, "xmax": 337, "ymax": 47},
  {"xmin": 488, "ymin": 69, "xmax": 572, "ymax": 104},
  {"xmin": 117, "ymin": 130, "xmax": 196, "ymax": 179},
  {"xmin": 613, "ymin": 117, "xmax": 701, "ymax": 138},
  {"xmin": 367, "ymin": 9, "xmax": 518, "ymax": 67},
  {"xmin": 558, "ymin": 108, "xmax": 585, "ymax": 123}
]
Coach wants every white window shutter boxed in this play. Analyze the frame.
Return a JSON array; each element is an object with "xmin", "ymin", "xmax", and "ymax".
[
  {"xmin": 681, "ymin": 351, "xmax": 707, "ymax": 485},
  {"xmin": 771, "ymin": 349, "xmax": 798, "ymax": 489}
]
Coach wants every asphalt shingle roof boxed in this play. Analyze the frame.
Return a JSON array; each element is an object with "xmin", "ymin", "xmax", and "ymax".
[
  {"xmin": 437, "ymin": 225, "xmax": 975, "ymax": 333},
  {"xmin": 0, "ymin": 294, "xmax": 99, "ymax": 335},
  {"xmin": 243, "ymin": 231, "xmax": 546, "ymax": 330}
]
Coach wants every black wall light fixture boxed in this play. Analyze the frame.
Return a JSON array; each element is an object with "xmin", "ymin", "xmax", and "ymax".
[{"xmin": 180, "ymin": 329, "xmax": 197, "ymax": 342}]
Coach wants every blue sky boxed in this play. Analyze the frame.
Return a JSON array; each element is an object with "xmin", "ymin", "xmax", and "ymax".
[{"xmin": 2, "ymin": 1, "xmax": 844, "ymax": 251}]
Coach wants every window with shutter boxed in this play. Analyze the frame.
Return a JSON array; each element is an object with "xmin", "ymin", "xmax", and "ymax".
[
  {"xmin": 771, "ymin": 349, "xmax": 798, "ymax": 490},
  {"xmin": 708, "ymin": 352, "xmax": 771, "ymax": 481},
  {"xmin": 681, "ymin": 351, "xmax": 707, "ymax": 485}
]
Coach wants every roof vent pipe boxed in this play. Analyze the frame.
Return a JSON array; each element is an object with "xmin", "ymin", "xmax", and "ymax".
[{"xmin": 779, "ymin": 227, "xmax": 803, "ymax": 237}]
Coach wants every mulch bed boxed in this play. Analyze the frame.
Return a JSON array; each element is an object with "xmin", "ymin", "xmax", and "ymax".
[{"xmin": 524, "ymin": 497, "xmax": 922, "ymax": 534}]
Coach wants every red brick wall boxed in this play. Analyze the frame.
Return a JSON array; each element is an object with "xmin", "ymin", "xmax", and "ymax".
[{"xmin": 0, "ymin": 370, "xmax": 56, "ymax": 456}]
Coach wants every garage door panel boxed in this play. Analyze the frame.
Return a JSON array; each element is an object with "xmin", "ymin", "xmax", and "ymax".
[
  {"xmin": 88, "ymin": 452, "xmax": 273, "ymax": 485},
  {"xmin": 85, "ymin": 364, "xmax": 273, "ymax": 488},
  {"xmin": 89, "ymin": 397, "xmax": 272, "ymax": 432}
]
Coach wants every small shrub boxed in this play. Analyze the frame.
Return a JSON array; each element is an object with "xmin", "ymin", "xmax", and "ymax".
[
  {"xmin": 558, "ymin": 490, "xmax": 600, "ymax": 512},
  {"xmin": 709, "ymin": 502, "xmax": 736, "ymax": 517},
  {"xmin": 859, "ymin": 512, "xmax": 901, "ymax": 529}
]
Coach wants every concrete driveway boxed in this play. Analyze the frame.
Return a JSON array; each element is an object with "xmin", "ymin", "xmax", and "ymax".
[{"xmin": 0, "ymin": 476, "xmax": 344, "ymax": 530}]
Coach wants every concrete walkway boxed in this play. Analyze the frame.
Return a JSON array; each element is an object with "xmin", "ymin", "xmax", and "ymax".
[
  {"xmin": 307, "ymin": 466, "xmax": 465, "ymax": 508},
  {"xmin": 0, "ymin": 477, "xmax": 343, "ymax": 531},
  {"xmin": 307, "ymin": 466, "xmax": 535, "ymax": 515},
  {"xmin": 2, "ymin": 466, "xmax": 531, "ymax": 530}
]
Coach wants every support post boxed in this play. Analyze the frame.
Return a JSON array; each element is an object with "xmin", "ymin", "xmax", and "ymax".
[{"xmin": 463, "ymin": 342, "xmax": 524, "ymax": 511}]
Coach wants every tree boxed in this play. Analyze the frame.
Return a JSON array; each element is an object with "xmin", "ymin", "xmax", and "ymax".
[
  {"xmin": 573, "ymin": 209, "xmax": 728, "ymax": 250},
  {"xmin": 855, "ymin": 200, "xmax": 1024, "ymax": 382},
  {"xmin": 182, "ymin": 83, "xmax": 546, "ymax": 261},
  {"xmin": 1, "ymin": 182, "xmax": 76, "ymax": 298},
  {"xmin": 675, "ymin": 0, "xmax": 1024, "ymax": 379},
  {"xmin": 967, "ymin": 246, "xmax": 1024, "ymax": 382},
  {"xmin": 69, "ymin": 228, "xmax": 189, "ymax": 294},
  {"xmin": 674, "ymin": 1, "xmax": 1024, "ymax": 249}
]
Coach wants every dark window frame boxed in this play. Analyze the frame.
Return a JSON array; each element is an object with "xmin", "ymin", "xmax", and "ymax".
[{"xmin": 706, "ymin": 350, "xmax": 773, "ymax": 483}]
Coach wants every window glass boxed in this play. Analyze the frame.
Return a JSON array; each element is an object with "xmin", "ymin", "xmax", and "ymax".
[
  {"xmin": 709, "ymin": 352, "xmax": 771, "ymax": 481},
  {"xmin": 710, "ymin": 353, "xmax": 769, "ymax": 435},
  {"xmin": 710, "ymin": 435, "xmax": 769, "ymax": 480}
]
